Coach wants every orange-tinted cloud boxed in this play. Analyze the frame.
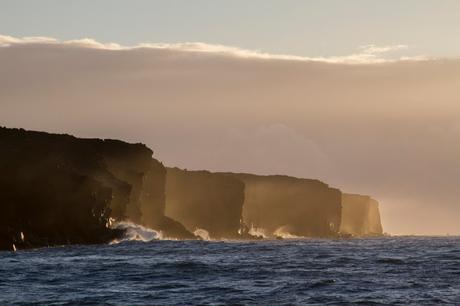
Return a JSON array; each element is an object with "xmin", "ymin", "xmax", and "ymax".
[{"xmin": 1, "ymin": 35, "xmax": 459, "ymax": 235}]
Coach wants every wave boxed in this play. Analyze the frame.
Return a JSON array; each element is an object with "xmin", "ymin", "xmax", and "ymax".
[
  {"xmin": 109, "ymin": 222, "xmax": 308, "ymax": 243},
  {"xmin": 273, "ymin": 225, "xmax": 304, "ymax": 239},
  {"xmin": 194, "ymin": 228, "xmax": 211, "ymax": 241},
  {"xmin": 248, "ymin": 225, "xmax": 268, "ymax": 239},
  {"xmin": 110, "ymin": 221, "xmax": 162, "ymax": 244},
  {"xmin": 375, "ymin": 257, "xmax": 406, "ymax": 265}
]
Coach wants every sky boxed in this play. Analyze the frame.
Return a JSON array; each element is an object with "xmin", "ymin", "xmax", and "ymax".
[
  {"xmin": 1, "ymin": 1, "xmax": 460, "ymax": 235},
  {"xmin": 1, "ymin": 0, "xmax": 460, "ymax": 58}
]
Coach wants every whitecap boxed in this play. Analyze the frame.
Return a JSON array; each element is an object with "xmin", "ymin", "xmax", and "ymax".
[
  {"xmin": 273, "ymin": 225, "xmax": 304, "ymax": 239},
  {"xmin": 194, "ymin": 228, "xmax": 211, "ymax": 241},
  {"xmin": 110, "ymin": 221, "xmax": 162, "ymax": 244}
]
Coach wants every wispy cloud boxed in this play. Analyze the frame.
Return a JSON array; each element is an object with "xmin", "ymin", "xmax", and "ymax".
[
  {"xmin": 360, "ymin": 44, "xmax": 408, "ymax": 54},
  {"xmin": 0, "ymin": 35, "xmax": 57, "ymax": 46},
  {"xmin": 0, "ymin": 34, "xmax": 427, "ymax": 64}
]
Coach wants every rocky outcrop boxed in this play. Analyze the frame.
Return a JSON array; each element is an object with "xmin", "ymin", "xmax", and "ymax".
[
  {"xmin": 0, "ymin": 127, "xmax": 193, "ymax": 250},
  {"xmin": 228, "ymin": 173, "xmax": 342, "ymax": 238},
  {"xmin": 340, "ymin": 193, "xmax": 383, "ymax": 236},
  {"xmin": 165, "ymin": 168, "xmax": 246, "ymax": 239}
]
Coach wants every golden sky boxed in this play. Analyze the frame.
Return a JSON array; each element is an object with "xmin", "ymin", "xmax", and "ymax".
[{"xmin": 1, "ymin": 36, "xmax": 459, "ymax": 235}]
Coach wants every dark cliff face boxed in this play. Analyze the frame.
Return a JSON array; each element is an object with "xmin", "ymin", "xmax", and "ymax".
[
  {"xmin": 340, "ymin": 193, "xmax": 383, "ymax": 236},
  {"xmin": 101, "ymin": 144, "xmax": 194, "ymax": 239},
  {"xmin": 165, "ymin": 168, "xmax": 245, "ymax": 239},
  {"xmin": 0, "ymin": 126, "xmax": 383, "ymax": 249},
  {"xmin": 229, "ymin": 173, "xmax": 342, "ymax": 238},
  {"xmin": 0, "ymin": 128, "xmax": 126, "ymax": 250},
  {"xmin": 0, "ymin": 127, "xmax": 193, "ymax": 250},
  {"xmin": 97, "ymin": 140, "xmax": 153, "ymax": 223}
]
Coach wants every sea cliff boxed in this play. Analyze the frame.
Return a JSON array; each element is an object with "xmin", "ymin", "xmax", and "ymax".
[
  {"xmin": 165, "ymin": 168, "xmax": 246, "ymax": 239},
  {"xmin": 1, "ymin": 127, "xmax": 384, "ymax": 250},
  {"xmin": 340, "ymin": 193, "xmax": 383, "ymax": 236},
  {"xmin": 228, "ymin": 173, "xmax": 342, "ymax": 238},
  {"xmin": 0, "ymin": 127, "xmax": 193, "ymax": 251}
]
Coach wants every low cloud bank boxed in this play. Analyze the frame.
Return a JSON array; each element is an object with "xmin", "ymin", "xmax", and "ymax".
[
  {"xmin": 0, "ymin": 34, "xmax": 427, "ymax": 63},
  {"xmin": 1, "ymin": 35, "xmax": 459, "ymax": 234}
]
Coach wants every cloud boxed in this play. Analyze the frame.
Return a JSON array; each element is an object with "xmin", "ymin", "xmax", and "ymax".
[
  {"xmin": 64, "ymin": 38, "xmax": 123, "ymax": 50},
  {"xmin": 213, "ymin": 124, "xmax": 334, "ymax": 179},
  {"xmin": 0, "ymin": 34, "xmax": 57, "ymax": 46},
  {"xmin": 360, "ymin": 44, "xmax": 408, "ymax": 54},
  {"xmin": 0, "ymin": 34, "xmax": 459, "ymax": 235},
  {"xmin": 0, "ymin": 34, "xmax": 427, "ymax": 64}
]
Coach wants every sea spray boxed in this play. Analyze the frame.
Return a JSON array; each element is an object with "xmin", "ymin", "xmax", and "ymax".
[
  {"xmin": 273, "ymin": 225, "xmax": 304, "ymax": 239},
  {"xmin": 194, "ymin": 228, "xmax": 211, "ymax": 241},
  {"xmin": 248, "ymin": 224, "xmax": 268, "ymax": 238},
  {"xmin": 110, "ymin": 221, "xmax": 162, "ymax": 244}
]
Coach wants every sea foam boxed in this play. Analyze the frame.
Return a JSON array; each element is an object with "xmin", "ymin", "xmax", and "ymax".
[{"xmin": 110, "ymin": 221, "xmax": 162, "ymax": 244}]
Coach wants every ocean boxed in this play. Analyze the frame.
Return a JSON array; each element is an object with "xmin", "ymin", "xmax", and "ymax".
[{"xmin": 1, "ymin": 234, "xmax": 459, "ymax": 305}]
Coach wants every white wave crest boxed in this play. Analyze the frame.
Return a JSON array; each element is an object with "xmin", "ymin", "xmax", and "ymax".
[
  {"xmin": 248, "ymin": 225, "xmax": 268, "ymax": 238},
  {"xmin": 193, "ymin": 228, "xmax": 211, "ymax": 241},
  {"xmin": 273, "ymin": 225, "xmax": 304, "ymax": 239},
  {"xmin": 110, "ymin": 221, "xmax": 162, "ymax": 244}
]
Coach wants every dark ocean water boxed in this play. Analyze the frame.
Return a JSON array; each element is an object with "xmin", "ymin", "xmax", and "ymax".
[{"xmin": 1, "ymin": 236, "xmax": 459, "ymax": 305}]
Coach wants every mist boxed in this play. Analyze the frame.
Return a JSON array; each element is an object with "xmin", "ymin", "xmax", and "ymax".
[{"xmin": 1, "ymin": 37, "xmax": 459, "ymax": 235}]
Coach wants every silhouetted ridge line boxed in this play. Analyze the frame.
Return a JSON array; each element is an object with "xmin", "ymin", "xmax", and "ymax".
[
  {"xmin": 0, "ymin": 127, "xmax": 383, "ymax": 251},
  {"xmin": 0, "ymin": 127, "xmax": 194, "ymax": 251}
]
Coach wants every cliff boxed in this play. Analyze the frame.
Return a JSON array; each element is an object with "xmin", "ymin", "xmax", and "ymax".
[
  {"xmin": 101, "ymin": 142, "xmax": 193, "ymax": 239},
  {"xmin": 165, "ymin": 168, "xmax": 246, "ymax": 239},
  {"xmin": 0, "ymin": 127, "xmax": 193, "ymax": 250},
  {"xmin": 340, "ymin": 193, "xmax": 383, "ymax": 236},
  {"xmin": 0, "ymin": 126, "xmax": 385, "ymax": 249},
  {"xmin": 228, "ymin": 173, "xmax": 342, "ymax": 238}
]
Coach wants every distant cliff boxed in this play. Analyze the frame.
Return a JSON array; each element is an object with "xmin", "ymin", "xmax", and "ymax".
[
  {"xmin": 228, "ymin": 173, "xmax": 342, "ymax": 238},
  {"xmin": 140, "ymin": 164, "xmax": 195, "ymax": 239},
  {"xmin": 340, "ymin": 193, "xmax": 383, "ymax": 236},
  {"xmin": 0, "ymin": 127, "xmax": 193, "ymax": 250},
  {"xmin": 165, "ymin": 168, "xmax": 246, "ymax": 239}
]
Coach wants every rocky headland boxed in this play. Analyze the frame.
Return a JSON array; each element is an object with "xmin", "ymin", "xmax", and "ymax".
[{"xmin": 0, "ymin": 127, "xmax": 384, "ymax": 251}]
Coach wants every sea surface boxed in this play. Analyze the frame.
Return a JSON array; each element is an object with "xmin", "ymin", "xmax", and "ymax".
[{"xmin": 1, "ymin": 235, "xmax": 459, "ymax": 305}]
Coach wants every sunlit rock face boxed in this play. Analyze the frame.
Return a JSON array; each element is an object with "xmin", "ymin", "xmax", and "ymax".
[
  {"xmin": 229, "ymin": 174, "xmax": 342, "ymax": 238},
  {"xmin": 100, "ymin": 142, "xmax": 194, "ymax": 239},
  {"xmin": 340, "ymin": 193, "xmax": 383, "ymax": 236},
  {"xmin": 140, "ymin": 164, "xmax": 195, "ymax": 239},
  {"xmin": 165, "ymin": 168, "xmax": 245, "ymax": 239},
  {"xmin": 0, "ymin": 127, "xmax": 193, "ymax": 250}
]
